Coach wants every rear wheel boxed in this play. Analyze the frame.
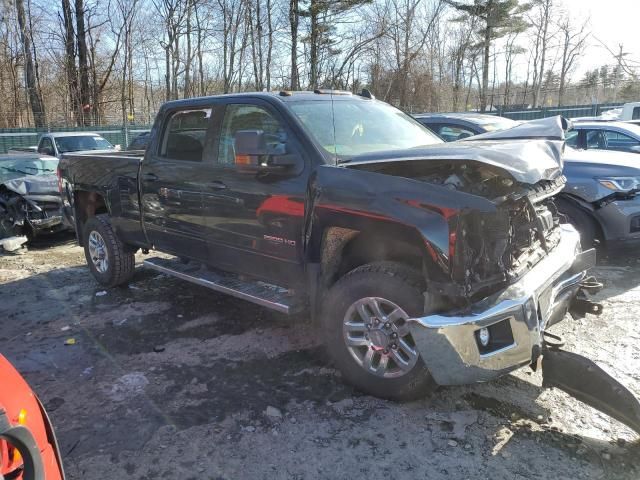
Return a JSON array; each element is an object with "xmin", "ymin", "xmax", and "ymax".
[
  {"xmin": 556, "ymin": 198, "xmax": 598, "ymax": 248},
  {"xmin": 83, "ymin": 214, "xmax": 135, "ymax": 287},
  {"xmin": 321, "ymin": 261, "xmax": 436, "ymax": 401}
]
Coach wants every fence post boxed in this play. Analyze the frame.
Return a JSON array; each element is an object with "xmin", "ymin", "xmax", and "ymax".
[{"xmin": 123, "ymin": 122, "xmax": 129, "ymax": 149}]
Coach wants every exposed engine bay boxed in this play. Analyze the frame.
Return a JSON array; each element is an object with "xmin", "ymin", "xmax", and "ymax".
[
  {"xmin": 0, "ymin": 176, "xmax": 66, "ymax": 239},
  {"xmin": 357, "ymin": 159, "xmax": 566, "ymax": 300}
]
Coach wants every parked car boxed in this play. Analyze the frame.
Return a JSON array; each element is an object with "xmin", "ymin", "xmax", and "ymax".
[
  {"xmin": 126, "ymin": 131, "xmax": 151, "ymax": 151},
  {"xmin": 0, "ymin": 353, "xmax": 65, "ymax": 479},
  {"xmin": 414, "ymin": 113, "xmax": 640, "ymax": 248},
  {"xmin": 36, "ymin": 132, "xmax": 118, "ymax": 158},
  {"xmin": 568, "ymin": 121, "xmax": 640, "ymax": 154},
  {"xmin": 58, "ymin": 91, "xmax": 640, "ymax": 434},
  {"xmin": 553, "ymin": 148, "xmax": 640, "ymax": 248},
  {"xmin": 412, "ymin": 112, "xmax": 518, "ymax": 140},
  {"xmin": 0, "ymin": 153, "xmax": 67, "ymax": 239}
]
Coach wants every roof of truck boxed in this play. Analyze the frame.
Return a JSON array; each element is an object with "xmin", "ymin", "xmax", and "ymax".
[{"xmin": 161, "ymin": 90, "xmax": 375, "ymax": 110}]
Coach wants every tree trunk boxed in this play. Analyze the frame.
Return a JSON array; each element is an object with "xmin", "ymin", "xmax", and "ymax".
[
  {"xmin": 75, "ymin": 0, "xmax": 91, "ymax": 125},
  {"xmin": 61, "ymin": 0, "xmax": 79, "ymax": 124},
  {"xmin": 289, "ymin": 0, "xmax": 299, "ymax": 90},
  {"xmin": 481, "ymin": 25, "xmax": 491, "ymax": 112},
  {"xmin": 15, "ymin": 0, "xmax": 46, "ymax": 127}
]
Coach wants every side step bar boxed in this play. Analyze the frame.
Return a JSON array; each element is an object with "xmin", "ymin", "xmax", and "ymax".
[{"xmin": 143, "ymin": 256, "xmax": 301, "ymax": 314}]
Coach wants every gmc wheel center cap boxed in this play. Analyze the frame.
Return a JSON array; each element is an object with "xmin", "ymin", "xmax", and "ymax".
[{"xmin": 369, "ymin": 329, "xmax": 390, "ymax": 349}]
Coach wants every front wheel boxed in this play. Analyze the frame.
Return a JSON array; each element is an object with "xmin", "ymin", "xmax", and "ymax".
[
  {"xmin": 321, "ymin": 262, "xmax": 436, "ymax": 401},
  {"xmin": 83, "ymin": 214, "xmax": 135, "ymax": 287}
]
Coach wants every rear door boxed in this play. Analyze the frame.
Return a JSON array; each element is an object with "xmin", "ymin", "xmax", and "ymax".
[
  {"xmin": 199, "ymin": 99, "xmax": 309, "ymax": 286},
  {"xmin": 139, "ymin": 106, "xmax": 215, "ymax": 260}
]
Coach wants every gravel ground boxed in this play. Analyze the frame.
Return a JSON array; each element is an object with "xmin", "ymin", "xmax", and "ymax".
[{"xmin": 1, "ymin": 234, "xmax": 639, "ymax": 479}]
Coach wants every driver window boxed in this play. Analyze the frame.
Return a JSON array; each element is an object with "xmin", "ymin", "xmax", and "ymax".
[
  {"xmin": 39, "ymin": 138, "xmax": 54, "ymax": 155},
  {"xmin": 565, "ymin": 130, "xmax": 579, "ymax": 148},
  {"xmin": 586, "ymin": 130, "xmax": 606, "ymax": 149},
  {"xmin": 216, "ymin": 104, "xmax": 286, "ymax": 166}
]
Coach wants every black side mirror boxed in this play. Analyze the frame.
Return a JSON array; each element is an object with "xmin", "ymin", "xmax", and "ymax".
[{"xmin": 233, "ymin": 130, "xmax": 302, "ymax": 174}]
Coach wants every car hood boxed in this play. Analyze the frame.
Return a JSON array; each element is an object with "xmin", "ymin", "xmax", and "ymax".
[
  {"xmin": 2, "ymin": 174, "xmax": 60, "ymax": 197},
  {"xmin": 564, "ymin": 147, "xmax": 640, "ymax": 170},
  {"xmin": 345, "ymin": 116, "xmax": 567, "ymax": 185}
]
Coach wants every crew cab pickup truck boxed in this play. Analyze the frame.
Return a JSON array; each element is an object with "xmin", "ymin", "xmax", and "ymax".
[{"xmin": 58, "ymin": 91, "xmax": 640, "ymax": 433}]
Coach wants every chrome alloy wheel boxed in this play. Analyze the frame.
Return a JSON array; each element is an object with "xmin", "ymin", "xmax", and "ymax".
[
  {"xmin": 88, "ymin": 230, "xmax": 109, "ymax": 273},
  {"xmin": 343, "ymin": 297, "xmax": 419, "ymax": 378}
]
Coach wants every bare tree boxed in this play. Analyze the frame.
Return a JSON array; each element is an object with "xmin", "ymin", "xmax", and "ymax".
[
  {"xmin": 15, "ymin": 0, "xmax": 46, "ymax": 126},
  {"xmin": 556, "ymin": 15, "xmax": 588, "ymax": 106}
]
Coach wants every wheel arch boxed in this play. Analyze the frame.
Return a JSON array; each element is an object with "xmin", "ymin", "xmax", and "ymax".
[{"xmin": 73, "ymin": 190, "xmax": 110, "ymax": 245}]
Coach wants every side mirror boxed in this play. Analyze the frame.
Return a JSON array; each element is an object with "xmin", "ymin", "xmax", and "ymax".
[
  {"xmin": 114, "ymin": 144, "xmax": 122, "ymax": 151},
  {"xmin": 233, "ymin": 130, "xmax": 302, "ymax": 174},
  {"xmin": 630, "ymin": 145, "xmax": 640, "ymax": 154}
]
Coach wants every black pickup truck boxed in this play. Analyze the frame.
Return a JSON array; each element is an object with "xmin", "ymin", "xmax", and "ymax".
[{"xmin": 58, "ymin": 91, "xmax": 640, "ymax": 433}]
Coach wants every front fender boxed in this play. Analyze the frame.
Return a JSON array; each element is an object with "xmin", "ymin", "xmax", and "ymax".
[{"xmin": 304, "ymin": 165, "xmax": 498, "ymax": 275}]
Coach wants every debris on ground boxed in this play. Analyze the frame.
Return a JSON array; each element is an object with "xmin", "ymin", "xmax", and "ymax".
[
  {"xmin": 265, "ymin": 406, "xmax": 283, "ymax": 418},
  {"xmin": 426, "ymin": 410, "xmax": 478, "ymax": 439},
  {"xmin": 0, "ymin": 235, "xmax": 28, "ymax": 252},
  {"xmin": 64, "ymin": 338, "xmax": 76, "ymax": 345},
  {"xmin": 95, "ymin": 290, "xmax": 107, "ymax": 297}
]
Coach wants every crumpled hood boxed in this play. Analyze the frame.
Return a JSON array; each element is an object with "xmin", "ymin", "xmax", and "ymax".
[
  {"xmin": 2, "ymin": 174, "xmax": 60, "ymax": 196},
  {"xmin": 346, "ymin": 116, "xmax": 567, "ymax": 185}
]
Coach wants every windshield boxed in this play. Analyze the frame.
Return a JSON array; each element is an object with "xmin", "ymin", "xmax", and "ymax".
[
  {"xmin": 54, "ymin": 135, "xmax": 114, "ymax": 153},
  {"xmin": 0, "ymin": 156, "xmax": 59, "ymax": 183},
  {"xmin": 288, "ymin": 99, "xmax": 442, "ymax": 161}
]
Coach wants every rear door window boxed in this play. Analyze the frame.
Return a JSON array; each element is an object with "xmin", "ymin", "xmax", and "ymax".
[
  {"xmin": 159, "ymin": 108, "xmax": 212, "ymax": 162},
  {"xmin": 603, "ymin": 130, "xmax": 640, "ymax": 152},
  {"xmin": 632, "ymin": 107, "xmax": 640, "ymax": 120}
]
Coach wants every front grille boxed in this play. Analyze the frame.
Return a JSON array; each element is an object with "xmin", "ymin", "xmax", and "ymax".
[{"xmin": 453, "ymin": 181, "xmax": 563, "ymax": 300}]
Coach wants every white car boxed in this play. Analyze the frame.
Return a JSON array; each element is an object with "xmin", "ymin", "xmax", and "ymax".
[{"xmin": 35, "ymin": 132, "xmax": 119, "ymax": 158}]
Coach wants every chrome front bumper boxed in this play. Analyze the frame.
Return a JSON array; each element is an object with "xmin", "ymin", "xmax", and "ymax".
[{"xmin": 408, "ymin": 225, "xmax": 594, "ymax": 385}]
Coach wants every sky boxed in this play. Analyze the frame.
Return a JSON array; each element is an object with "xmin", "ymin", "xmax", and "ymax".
[{"xmin": 556, "ymin": 0, "xmax": 639, "ymax": 76}]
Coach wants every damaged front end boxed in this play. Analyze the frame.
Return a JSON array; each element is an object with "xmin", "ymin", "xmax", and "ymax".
[
  {"xmin": 348, "ymin": 116, "xmax": 640, "ymax": 436},
  {"xmin": 0, "ymin": 176, "xmax": 66, "ymax": 239}
]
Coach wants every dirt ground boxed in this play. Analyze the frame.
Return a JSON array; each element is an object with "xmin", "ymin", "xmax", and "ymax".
[{"xmin": 1, "ymin": 233, "xmax": 639, "ymax": 480}]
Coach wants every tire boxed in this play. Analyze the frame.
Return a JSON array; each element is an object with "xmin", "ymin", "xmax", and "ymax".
[
  {"xmin": 556, "ymin": 199, "xmax": 598, "ymax": 249},
  {"xmin": 83, "ymin": 214, "xmax": 135, "ymax": 287},
  {"xmin": 321, "ymin": 261, "xmax": 436, "ymax": 401}
]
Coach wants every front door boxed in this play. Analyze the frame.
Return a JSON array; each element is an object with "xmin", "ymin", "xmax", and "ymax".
[
  {"xmin": 200, "ymin": 101, "xmax": 309, "ymax": 287},
  {"xmin": 140, "ymin": 107, "xmax": 214, "ymax": 260}
]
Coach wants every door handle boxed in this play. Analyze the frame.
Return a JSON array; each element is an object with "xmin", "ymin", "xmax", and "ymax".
[
  {"xmin": 208, "ymin": 181, "xmax": 227, "ymax": 190},
  {"xmin": 142, "ymin": 172, "xmax": 159, "ymax": 182}
]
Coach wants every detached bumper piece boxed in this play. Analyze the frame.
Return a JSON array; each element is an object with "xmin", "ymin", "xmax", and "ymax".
[
  {"xmin": 408, "ymin": 225, "xmax": 589, "ymax": 386},
  {"xmin": 542, "ymin": 347, "xmax": 640, "ymax": 435}
]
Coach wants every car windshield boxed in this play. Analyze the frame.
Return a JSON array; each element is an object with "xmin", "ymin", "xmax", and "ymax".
[
  {"xmin": 54, "ymin": 135, "xmax": 114, "ymax": 153},
  {"xmin": 288, "ymin": 99, "xmax": 442, "ymax": 161},
  {"xmin": 0, "ymin": 156, "xmax": 59, "ymax": 183}
]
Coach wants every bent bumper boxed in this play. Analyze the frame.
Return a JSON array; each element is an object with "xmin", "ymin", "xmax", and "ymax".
[
  {"xmin": 408, "ymin": 225, "xmax": 594, "ymax": 385},
  {"xmin": 595, "ymin": 195, "xmax": 640, "ymax": 244}
]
